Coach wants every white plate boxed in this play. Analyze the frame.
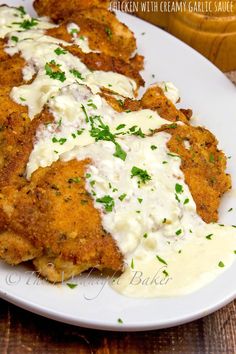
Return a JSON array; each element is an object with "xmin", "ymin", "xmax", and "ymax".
[{"xmin": 1, "ymin": 0, "xmax": 236, "ymax": 331}]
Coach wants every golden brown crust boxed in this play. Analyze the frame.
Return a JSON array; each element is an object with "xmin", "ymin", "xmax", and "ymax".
[
  {"xmin": 66, "ymin": 44, "xmax": 144, "ymax": 88},
  {"xmin": 0, "ymin": 159, "xmax": 123, "ymax": 280},
  {"xmin": 159, "ymin": 124, "xmax": 231, "ymax": 223},
  {"xmin": 34, "ymin": 0, "xmax": 110, "ymax": 22}
]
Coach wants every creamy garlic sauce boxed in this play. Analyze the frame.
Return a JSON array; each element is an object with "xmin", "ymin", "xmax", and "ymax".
[
  {"xmin": 62, "ymin": 133, "xmax": 236, "ymax": 297},
  {"xmin": 67, "ymin": 23, "xmax": 94, "ymax": 54},
  {"xmin": 26, "ymin": 85, "xmax": 170, "ymax": 178},
  {"xmin": 157, "ymin": 81, "xmax": 180, "ymax": 104},
  {"xmin": 1, "ymin": 6, "xmax": 236, "ymax": 297}
]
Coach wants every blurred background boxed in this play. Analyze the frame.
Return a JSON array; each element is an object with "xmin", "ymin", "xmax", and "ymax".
[{"xmin": 114, "ymin": 0, "xmax": 236, "ymax": 76}]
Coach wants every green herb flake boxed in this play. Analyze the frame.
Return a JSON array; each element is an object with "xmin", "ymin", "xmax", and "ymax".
[
  {"xmin": 19, "ymin": 96, "xmax": 26, "ymax": 101},
  {"xmin": 151, "ymin": 145, "xmax": 157, "ymax": 150},
  {"xmin": 45, "ymin": 60, "xmax": 66, "ymax": 82},
  {"xmin": 68, "ymin": 177, "xmax": 81, "ymax": 184},
  {"xmin": 156, "ymin": 255, "xmax": 168, "ymax": 265},
  {"xmin": 131, "ymin": 166, "xmax": 151, "ymax": 185},
  {"xmin": 14, "ymin": 18, "xmax": 38, "ymax": 30},
  {"xmin": 175, "ymin": 229, "xmax": 182, "ymax": 236},
  {"xmin": 162, "ymin": 218, "xmax": 167, "ymax": 224},
  {"xmin": 228, "ymin": 208, "xmax": 233, "ymax": 212},
  {"xmin": 184, "ymin": 198, "xmax": 189, "ymax": 205},
  {"xmin": 143, "ymin": 233, "xmax": 148, "ymax": 238},
  {"xmin": 218, "ymin": 261, "xmax": 225, "ymax": 268},
  {"xmin": 105, "ymin": 27, "xmax": 112, "ymax": 39},
  {"xmin": 54, "ymin": 47, "xmax": 67, "ymax": 55},
  {"xmin": 119, "ymin": 193, "xmax": 127, "ymax": 201},
  {"xmin": 175, "ymin": 193, "xmax": 180, "ymax": 203},
  {"xmin": 11, "ymin": 35, "xmax": 19, "ymax": 43},
  {"xmin": 162, "ymin": 270, "xmax": 169, "ymax": 277},
  {"xmin": 70, "ymin": 28, "xmax": 78, "ymax": 35},
  {"xmin": 117, "ymin": 318, "xmax": 123, "ymax": 324},
  {"xmin": 162, "ymin": 161, "xmax": 168, "ymax": 164},
  {"xmin": 209, "ymin": 153, "xmax": 215, "ymax": 163},
  {"xmin": 70, "ymin": 68, "xmax": 84, "ymax": 80},
  {"xmin": 67, "ymin": 283, "xmax": 78, "ymax": 289},
  {"xmin": 131, "ymin": 259, "xmax": 134, "ymax": 269},
  {"xmin": 96, "ymin": 195, "xmax": 114, "ymax": 212},
  {"xmin": 175, "ymin": 183, "xmax": 183, "ymax": 194},
  {"xmin": 206, "ymin": 234, "xmax": 213, "ymax": 240},
  {"xmin": 116, "ymin": 124, "xmax": 126, "ymax": 130},
  {"xmin": 52, "ymin": 137, "xmax": 67, "ymax": 145},
  {"xmin": 138, "ymin": 198, "xmax": 143, "ymax": 204}
]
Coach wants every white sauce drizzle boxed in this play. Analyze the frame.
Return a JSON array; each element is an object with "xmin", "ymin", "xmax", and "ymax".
[
  {"xmin": 157, "ymin": 81, "xmax": 180, "ymax": 104},
  {"xmin": 1, "ymin": 5, "xmax": 236, "ymax": 298}
]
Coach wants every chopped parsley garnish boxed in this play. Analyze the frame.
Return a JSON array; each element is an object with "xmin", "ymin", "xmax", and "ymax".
[
  {"xmin": 77, "ymin": 129, "xmax": 84, "ymax": 135},
  {"xmin": 162, "ymin": 218, "xmax": 167, "ymax": 224},
  {"xmin": 131, "ymin": 259, "xmax": 134, "ymax": 269},
  {"xmin": 86, "ymin": 112, "xmax": 127, "ymax": 161},
  {"xmin": 129, "ymin": 126, "xmax": 145, "ymax": 138},
  {"xmin": 156, "ymin": 255, "xmax": 167, "ymax": 265},
  {"xmin": 119, "ymin": 193, "xmax": 127, "ymax": 201},
  {"xmin": 70, "ymin": 28, "xmax": 78, "ymax": 35},
  {"xmin": 131, "ymin": 166, "xmax": 151, "ymax": 185},
  {"xmin": 70, "ymin": 69, "xmax": 84, "ymax": 80},
  {"xmin": 14, "ymin": 18, "xmax": 38, "ymax": 30},
  {"xmin": 234, "ymin": 250, "xmax": 236, "ymax": 254},
  {"xmin": 117, "ymin": 99, "xmax": 124, "ymax": 107},
  {"xmin": 168, "ymin": 123, "xmax": 177, "ymax": 129},
  {"xmin": 151, "ymin": 145, "xmax": 157, "ymax": 150},
  {"xmin": 116, "ymin": 124, "xmax": 126, "ymax": 130},
  {"xmin": 68, "ymin": 177, "xmax": 81, "ymax": 184},
  {"xmin": 162, "ymin": 161, "xmax": 168, "ymax": 164},
  {"xmin": 87, "ymin": 102, "xmax": 97, "ymax": 109},
  {"xmin": 206, "ymin": 234, "xmax": 213, "ymax": 240},
  {"xmin": 143, "ymin": 233, "xmax": 148, "ymax": 238},
  {"xmin": 11, "ymin": 35, "xmax": 19, "ymax": 43},
  {"xmin": 17, "ymin": 6, "xmax": 26, "ymax": 16},
  {"xmin": 138, "ymin": 198, "xmax": 143, "ymax": 204},
  {"xmin": 178, "ymin": 250, "xmax": 182, "ymax": 254},
  {"xmin": 175, "ymin": 183, "xmax": 183, "ymax": 194},
  {"xmin": 175, "ymin": 193, "xmax": 180, "ymax": 203},
  {"xmin": 45, "ymin": 60, "xmax": 66, "ymax": 82},
  {"xmin": 175, "ymin": 229, "xmax": 182, "ymax": 236},
  {"xmin": 96, "ymin": 195, "xmax": 114, "ymax": 212},
  {"xmin": 105, "ymin": 27, "xmax": 112, "ymax": 39},
  {"xmin": 167, "ymin": 152, "xmax": 180, "ymax": 158},
  {"xmin": 20, "ymin": 96, "xmax": 26, "ymax": 101},
  {"xmin": 54, "ymin": 47, "xmax": 67, "ymax": 55},
  {"xmin": 218, "ymin": 261, "xmax": 225, "ymax": 268},
  {"xmin": 67, "ymin": 283, "xmax": 78, "ymax": 289},
  {"xmin": 184, "ymin": 198, "xmax": 189, "ymax": 205},
  {"xmin": 52, "ymin": 137, "xmax": 67, "ymax": 145},
  {"xmin": 209, "ymin": 153, "xmax": 215, "ymax": 163},
  {"xmin": 162, "ymin": 270, "xmax": 169, "ymax": 277},
  {"xmin": 228, "ymin": 208, "xmax": 233, "ymax": 212},
  {"xmin": 117, "ymin": 318, "xmax": 123, "ymax": 324}
]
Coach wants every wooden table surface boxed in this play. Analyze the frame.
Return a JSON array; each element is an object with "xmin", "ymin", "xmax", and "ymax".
[{"xmin": 0, "ymin": 298, "xmax": 235, "ymax": 353}]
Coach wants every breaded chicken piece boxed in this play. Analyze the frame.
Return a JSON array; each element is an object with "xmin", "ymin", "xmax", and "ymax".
[
  {"xmin": 46, "ymin": 7, "xmax": 136, "ymax": 61},
  {"xmin": 101, "ymin": 85, "xmax": 190, "ymax": 123},
  {"xmin": 0, "ymin": 55, "xmax": 25, "ymax": 86},
  {"xmin": 34, "ymin": 0, "xmax": 110, "ymax": 22},
  {"xmin": 161, "ymin": 124, "xmax": 231, "ymax": 223},
  {"xmin": 66, "ymin": 45, "xmax": 144, "ymax": 89},
  {"xmin": 0, "ymin": 159, "xmax": 123, "ymax": 282}
]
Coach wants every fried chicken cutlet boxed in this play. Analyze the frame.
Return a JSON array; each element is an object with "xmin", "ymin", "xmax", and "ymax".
[{"xmin": 0, "ymin": 3, "xmax": 232, "ymax": 284}]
